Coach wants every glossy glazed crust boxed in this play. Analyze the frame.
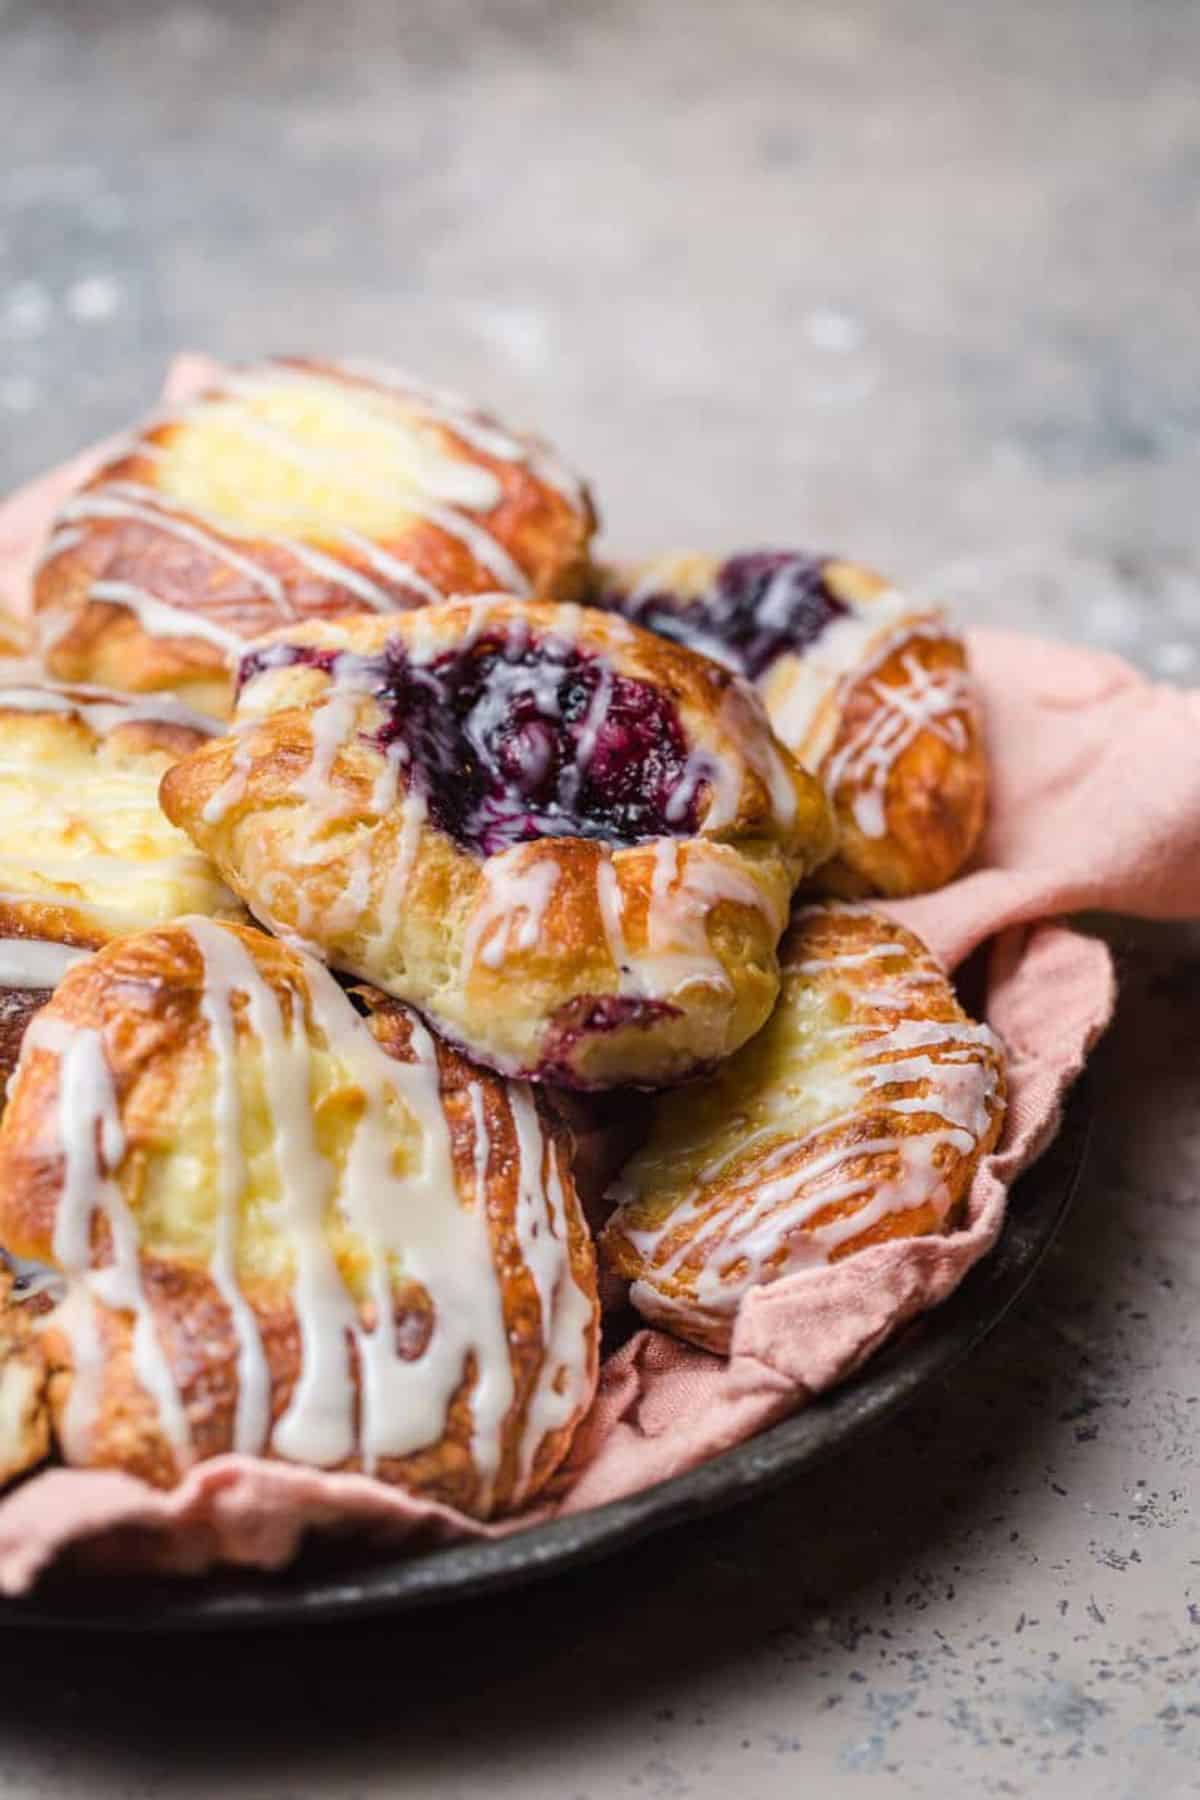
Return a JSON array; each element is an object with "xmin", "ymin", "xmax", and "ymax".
[
  {"xmin": 0, "ymin": 923, "xmax": 599, "ymax": 1513},
  {"xmin": 160, "ymin": 601, "xmax": 836, "ymax": 1088},
  {"xmin": 600, "ymin": 904, "xmax": 1007, "ymax": 1352},
  {"xmin": 0, "ymin": 675, "xmax": 241, "ymax": 947},
  {"xmin": 593, "ymin": 554, "xmax": 988, "ymax": 898},
  {"xmin": 34, "ymin": 357, "xmax": 597, "ymax": 719}
]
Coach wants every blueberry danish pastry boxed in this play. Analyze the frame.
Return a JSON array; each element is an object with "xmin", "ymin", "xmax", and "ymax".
[
  {"xmin": 160, "ymin": 600, "xmax": 836, "ymax": 1088},
  {"xmin": 592, "ymin": 552, "xmax": 987, "ymax": 897}
]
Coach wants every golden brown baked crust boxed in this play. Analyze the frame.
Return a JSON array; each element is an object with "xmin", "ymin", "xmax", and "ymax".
[
  {"xmin": 33, "ymin": 358, "xmax": 597, "ymax": 718},
  {"xmin": 590, "ymin": 553, "xmax": 988, "ymax": 897},
  {"xmin": 160, "ymin": 600, "xmax": 835, "ymax": 1088},
  {"xmin": 600, "ymin": 903, "xmax": 1006, "ymax": 1352},
  {"xmin": 0, "ymin": 920, "xmax": 599, "ymax": 1512},
  {"xmin": 0, "ymin": 1268, "xmax": 51, "ymax": 1487},
  {"xmin": 0, "ymin": 667, "xmax": 241, "ymax": 948}
]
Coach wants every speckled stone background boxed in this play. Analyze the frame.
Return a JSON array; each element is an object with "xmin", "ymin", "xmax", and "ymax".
[{"xmin": 1, "ymin": 1, "xmax": 1198, "ymax": 1794}]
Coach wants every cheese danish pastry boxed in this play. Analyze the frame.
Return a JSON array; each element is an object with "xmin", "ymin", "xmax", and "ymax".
[
  {"xmin": 600, "ymin": 904, "xmax": 1006, "ymax": 1353},
  {"xmin": 0, "ymin": 919, "xmax": 599, "ymax": 1512},
  {"xmin": 34, "ymin": 357, "xmax": 596, "ymax": 718},
  {"xmin": 0, "ymin": 668, "xmax": 240, "ymax": 954}
]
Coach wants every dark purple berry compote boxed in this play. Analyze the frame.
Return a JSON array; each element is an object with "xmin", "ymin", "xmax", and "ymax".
[
  {"xmin": 238, "ymin": 626, "xmax": 712, "ymax": 857},
  {"xmin": 597, "ymin": 551, "xmax": 848, "ymax": 681}
]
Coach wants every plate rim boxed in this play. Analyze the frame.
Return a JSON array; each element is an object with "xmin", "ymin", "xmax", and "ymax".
[{"xmin": 0, "ymin": 1076, "xmax": 1092, "ymax": 1632}]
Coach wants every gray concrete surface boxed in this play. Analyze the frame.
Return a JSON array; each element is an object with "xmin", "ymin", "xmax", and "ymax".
[{"xmin": 1, "ymin": 1, "xmax": 1198, "ymax": 1794}]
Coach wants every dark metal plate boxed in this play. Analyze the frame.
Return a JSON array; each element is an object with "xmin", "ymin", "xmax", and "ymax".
[{"xmin": 0, "ymin": 1078, "xmax": 1091, "ymax": 1632}]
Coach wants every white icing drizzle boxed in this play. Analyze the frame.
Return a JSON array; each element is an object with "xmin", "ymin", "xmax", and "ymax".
[
  {"xmin": 623, "ymin": 940, "xmax": 1001, "ymax": 1317},
  {"xmin": 222, "ymin": 369, "xmax": 504, "ymax": 512},
  {"xmin": 332, "ymin": 528, "xmax": 444, "ymax": 606},
  {"xmin": 420, "ymin": 500, "xmax": 530, "ymax": 594},
  {"xmin": 822, "ymin": 647, "xmax": 975, "ymax": 838},
  {"xmin": 0, "ymin": 672, "xmax": 221, "ymax": 739},
  {"xmin": 560, "ymin": 662, "xmax": 613, "ymax": 809},
  {"xmin": 784, "ymin": 941, "xmax": 911, "ymax": 976},
  {"xmin": 670, "ymin": 678, "xmax": 799, "ymax": 839},
  {"xmin": 507, "ymin": 1084, "xmax": 593, "ymax": 1488},
  {"xmin": 321, "ymin": 1001, "xmax": 514, "ymax": 1489},
  {"xmin": 0, "ymin": 938, "xmax": 89, "ymax": 987},
  {"xmin": 765, "ymin": 588, "xmax": 933, "ymax": 757},
  {"xmin": 725, "ymin": 685, "xmax": 799, "ymax": 828},
  {"xmin": 126, "ymin": 922, "xmax": 581, "ymax": 1489},
  {"xmin": 40, "ymin": 351, "xmax": 574, "ymax": 663},
  {"xmin": 88, "ymin": 579, "xmax": 245, "ymax": 655},
  {"xmin": 79, "ymin": 478, "xmax": 438, "ymax": 617},
  {"xmin": 461, "ymin": 855, "xmax": 560, "ymax": 972},
  {"xmin": 667, "ymin": 748, "xmax": 723, "ymax": 828},
  {"xmin": 294, "ymin": 686, "xmax": 363, "ymax": 810},
  {"xmin": 200, "ymin": 725, "xmax": 257, "ymax": 824},
  {"xmin": 599, "ymin": 843, "xmax": 783, "ymax": 1002},
  {"xmin": 595, "ymin": 858, "xmax": 633, "ymax": 985},
  {"xmin": 371, "ymin": 788, "xmax": 426, "ymax": 954},
  {"xmin": 642, "ymin": 843, "xmax": 767, "ymax": 996},
  {"xmin": 61, "ymin": 487, "xmax": 287, "ymax": 607},
  {"xmin": 191, "ymin": 921, "xmax": 271, "ymax": 1454},
  {"xmin": 264, "ymin": 534, "xmax": 398, "ymax": 613},
  {"xmin": 467, "ymin": 1081, "xmax": 492, "ymax": 1208},
  {"xmin": 332, "ymin": 356, "xmax": 586, "ymax": 507},
  {"xmin": 214, "ymin": 369, "xmax": 531, "ymax": 593},
  {"xmin": 38, "ymin": 1017, "xmax": 192, "ymax": 1465},
  {"xmin": 198, "ymin": 923, "xmax": 357, "ymax": 1466}
]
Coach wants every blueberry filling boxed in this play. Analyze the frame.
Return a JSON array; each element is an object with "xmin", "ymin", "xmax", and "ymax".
[
  {"xmin": 597, "ymin": 551, "xmax": 847, "ymax": 681},
  {"xmin": 538, "ymin": 994, "xmax": 681, "ymax": 1082},
  {"xmin": 238, "ymin": 630, "xmax": 710, "ymax": 857}
]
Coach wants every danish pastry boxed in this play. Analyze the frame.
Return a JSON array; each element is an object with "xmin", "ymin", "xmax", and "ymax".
[
  {"xmin": 0, "ymin": 918, "xmax": 599, "ymax": 1513},
  {"xmin": 160, "ymin": 599, "xmax": 836, "ymax": 1087},
  {"xmin": 33, "ymin": 357, "xmax": 596, "ymax": 717},
  {"xmin": 591, "ymin": 552, "xmax": 987, "ymax": 897},
  {"xmin": 600, "ymin": 903, "xmax": 1006, "ymax": 1352},
  {"xmin": 0, "ymin": 667, "xmax": 241, "ymax": 950}
]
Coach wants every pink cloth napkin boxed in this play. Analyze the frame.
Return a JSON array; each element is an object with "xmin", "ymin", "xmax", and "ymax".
[{"xmin": 0, "ymin": 361, "xmax": 1197, "ymax": 1595}]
